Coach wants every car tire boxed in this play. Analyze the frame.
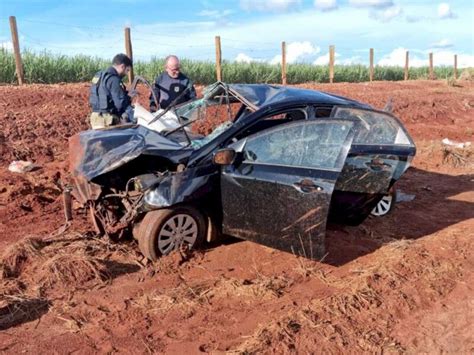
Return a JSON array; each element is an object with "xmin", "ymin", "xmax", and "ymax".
[
  {"xmin": 137, "ymin": 206, "xmax": 206, "ymax": 261},
  {"xmin": 371, "ymin": 188, "xmax": 397, "ymax": 217}
]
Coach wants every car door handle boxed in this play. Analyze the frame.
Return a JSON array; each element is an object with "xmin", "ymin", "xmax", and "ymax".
[{"xmin": 293, "ymin": 179, "xmax": 324, "ymax": 193}]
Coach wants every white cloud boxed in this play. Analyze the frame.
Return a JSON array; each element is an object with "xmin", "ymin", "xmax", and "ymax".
[
  {"xmin": 271, "ymin": 41, "xmax": 320, "ymax": 64},
  {"xmin": 313, "ymin": 52, "xmax": 360, "ymax": 65},
  {"xmin": 313, "ymin": 52, "xmax": 341, "ymax": 65},
  {"xmin": 339, "ymin": 56, "xmax": 363, "ymax": 65},
  {"xmin": 235, "ymin": 53, "xmax": 261, "ymax": 63},
  {"xmin": 429, "ymin": 50, "xmax": 473, "ymax": 68},
  {"xmin": 240, "ymin": 0, "xmax": 301, "ymax": 12},
  {"xmin": 438, "ymin": 3, "xmax": 456, "ymax": 19},
  {"xmin": 349, "ymin": 0, "xmax": 393, "ymax": 8},
  {"xmin": 377, "ymin": 47, "xmax": 473, "ymax": 68},
  {"xmin": 370, "ymin": 5, "xmax": 402, "ymax": 22},
  {"xmin": 314, "ymin": 0, "xmax": 338, "ymax": 11},
  {"xmin": 0, "ymin": 41, "xmax": 13, "ymax": 51},
  {"xmin": 431, "ymin": 39, "xmax": 453, "ymax": 49},
  {"xmin": 378, "ymin": 47, "xmax": 425, "ymax": 67}
]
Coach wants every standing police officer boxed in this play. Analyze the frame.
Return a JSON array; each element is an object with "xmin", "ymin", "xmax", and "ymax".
[
  {"xmin": 149, "ymin": 55, "xmax": 196, "ymax": 111},
  {"xmin": 89, "ymin": 53, "xmax": 134, "ymax": 129}
]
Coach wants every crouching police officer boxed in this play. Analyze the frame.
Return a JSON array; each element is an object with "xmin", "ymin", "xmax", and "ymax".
[{"xmin": 89, "ymin": 53, "xmax": 134, "ymax": 129}]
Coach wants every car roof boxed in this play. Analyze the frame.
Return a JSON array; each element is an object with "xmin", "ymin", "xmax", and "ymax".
[{"xmin": 226, "ymin": 83, "xmax": 372, "ymax": 110}]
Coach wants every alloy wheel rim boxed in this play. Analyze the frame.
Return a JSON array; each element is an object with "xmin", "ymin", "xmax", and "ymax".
[
  {"xmin": 371, "ymin": 195, "xmax": 393, "ymax": 216},
  {"xmin": 157, "ymin": 214, "xmax": 198, "ymax": 254}
]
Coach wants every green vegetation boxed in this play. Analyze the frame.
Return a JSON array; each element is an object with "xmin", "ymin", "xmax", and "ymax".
[{"xmin": 0, "ymin": 48, "xmax": 463, "ymax": 85}]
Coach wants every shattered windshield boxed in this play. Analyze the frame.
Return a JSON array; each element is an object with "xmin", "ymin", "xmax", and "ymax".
[{"xmin": 173, "ymin": 84, "xmax": 250, "ymax": 149}]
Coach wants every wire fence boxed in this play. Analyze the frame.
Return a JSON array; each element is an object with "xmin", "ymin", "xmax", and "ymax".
[{"xmin": 0, "ymin": 16, "xmax": 466, "ymax": 85}]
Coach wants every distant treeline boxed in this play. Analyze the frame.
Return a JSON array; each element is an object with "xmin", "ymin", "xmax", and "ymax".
[{"xmin": 0, "ymin": 49, "xmax": 464, "ymax": 85}]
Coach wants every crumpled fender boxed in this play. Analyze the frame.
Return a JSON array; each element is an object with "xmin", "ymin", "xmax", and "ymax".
[{"xmin": 143, "ymin": 164, "xmax": 218, "ymax": 209}]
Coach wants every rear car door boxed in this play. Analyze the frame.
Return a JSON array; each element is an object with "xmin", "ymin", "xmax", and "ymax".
[
  {"xmin": 220, "ymin": 119, "xmax": 355, "ymax": 259},
  {"xmin": 328, "ymin": 106, "xmax": 416, "ymax": 223},
  {"xmin": 331, "ymin": 106, "xmax": 416, "ymax": 194}
]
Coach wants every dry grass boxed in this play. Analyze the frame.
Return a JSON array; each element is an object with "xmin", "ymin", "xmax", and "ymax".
[
  {"xmin": 1, "ymin": 237, "xmax": 44, "ymax": 278},
  {"xmin": 442, "ymin": 146, "xmax": 473, "ymax": 167},
  {"xmin": 37, "ymin": 251, "xmax": 110, "ymax": 291},
  {"xmin": 294, "ymin": 253, "xmax": 328, "ymax": 279},
  {"xmin": 233, "ymin": 240, "xmax": 463, "ymax": 354},
  {"xmin": 134, "ymin": 274, "xmax": 292, "ymax": 316},
  {"xmin": 459, "ymin": 69, "xmax": 473, "ymax": 82},
  {"xmin": 0, "ymin": 230, "xmax": 139, "ymax": 330},
  {"xmin": 0, "ymin": 278, "xmax": 49, "ymax": 330},
  {"xmin": 0, "ymin": 294, "xmax": 50, "ymax": 330}
]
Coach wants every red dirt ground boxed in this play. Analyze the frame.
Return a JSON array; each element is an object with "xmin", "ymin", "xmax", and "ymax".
[{"xmin": 0, "ymin": 80, "xmax": 473, "ymax": 353}]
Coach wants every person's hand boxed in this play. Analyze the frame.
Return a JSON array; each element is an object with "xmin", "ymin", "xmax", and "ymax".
[{"xmin": 121, "ymin": 112, "xmax": 129, "ymax": 124}]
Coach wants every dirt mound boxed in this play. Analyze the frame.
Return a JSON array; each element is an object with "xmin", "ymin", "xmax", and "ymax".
[
  {"xmin": 235, "ymin": 236, "xmax": 471, "ymax": 353},
  {"xmin": 0, "ymin": 84, "xmax": 90, "ymax": 165}
]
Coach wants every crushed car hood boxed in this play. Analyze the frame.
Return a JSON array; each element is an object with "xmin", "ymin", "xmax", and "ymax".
[{"xmin": 69, "ymin": 125, "xmax": 188, "ymax": 181}]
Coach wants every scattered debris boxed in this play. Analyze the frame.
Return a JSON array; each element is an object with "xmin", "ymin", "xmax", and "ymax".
[
  {"xmin": 8, "ymin": 160, "xmax": 40, "ymax": 174},
  {"xmin": 396, "ymin": 192, "xmax": 416, "ymax": 202},
  {"xmin": 441, "ymin": 138, "xmax": 471, "ymax": 149}
]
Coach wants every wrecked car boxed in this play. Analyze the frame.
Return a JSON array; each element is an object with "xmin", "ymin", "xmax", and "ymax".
[{"xmin": 69, "ymin": 82, "xmax": 416, "ymax": 260}]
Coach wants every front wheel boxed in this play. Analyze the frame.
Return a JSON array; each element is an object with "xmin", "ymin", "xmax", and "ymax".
[{"xmin": 137, "ymin": 206, "xmax": 206, "ymax": 261}]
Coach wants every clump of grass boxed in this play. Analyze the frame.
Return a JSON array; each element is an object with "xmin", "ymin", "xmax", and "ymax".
[
  {"xmin": 37, "ymin": 251, "xmax": 110, "ymax": 291},
  {"xmin": 442, "ymin": 146, "xmax": 473, "ymax": 167},
  {"xmin": 1, "ymin": 237, "xmax": 45, "ymax": 278},
  {"xmin": 0, "ymin": 278, "xmax": 49, "ymax": 330}
]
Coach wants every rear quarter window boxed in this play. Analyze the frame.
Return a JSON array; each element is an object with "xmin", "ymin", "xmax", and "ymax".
[{"xmin": 332, "ymin": 107, "xmax": 412, "ymax": 145}]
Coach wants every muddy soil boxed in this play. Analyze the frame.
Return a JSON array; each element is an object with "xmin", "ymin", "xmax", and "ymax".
[{"xmin": 0, "ymin": 80, "xmax": 473, "ymax": 353}]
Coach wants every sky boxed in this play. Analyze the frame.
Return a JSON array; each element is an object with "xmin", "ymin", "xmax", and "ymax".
[{"xmin": 0, "ymin": 0, "xmax": 473, "ymax": 67}]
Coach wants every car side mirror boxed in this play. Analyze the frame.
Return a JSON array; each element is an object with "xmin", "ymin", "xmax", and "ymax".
[{"xmin": 213, "ymin": 148, "xmax": 236, "ymax": 165}]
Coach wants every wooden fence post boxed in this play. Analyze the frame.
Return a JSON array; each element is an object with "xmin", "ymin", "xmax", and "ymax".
[
  {"xmin": 124, "ymin": 27, "xmax": 134, "ymax": 83},
  {"xmin": 454, "ymin": 54, "xmax": 458, "ymax": 79},
  {"xmin": 281, "ymin": 41, "xmax": 287, "ymax": 85},
  {"xmin": 215, "ymin": 36, "xmax": 222, "ymax": 82},
  {"xmin": 429, "ymin": 52, "xmax": 434, "ymax": 80},
  {"xmin": 369, "ymin": 48, "xmax": 374, "ymax": 82},
  {"xmin": 329, "ymin": 45, "xmax": 335, "ymax": 84},
  {"xmin": 404, "ymin": 51, "xmax": 409, "ymax": 81},
  {"xmin": 9, "ymin": 16, "xmax": 24, "ymax": 85}
]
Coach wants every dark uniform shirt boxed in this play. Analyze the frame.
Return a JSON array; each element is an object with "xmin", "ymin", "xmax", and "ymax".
[
  {"xmin": 150, "ymin": 72, "xmax": 196, "ymax": 110},
  {"xmin": 89, "ymin": 67, "xmax": 131, "ymax": 116}
]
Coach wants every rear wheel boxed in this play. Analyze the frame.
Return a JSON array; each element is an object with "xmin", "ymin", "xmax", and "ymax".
[
  {"xmin": 137, "ymin": 206, "xmax": 206, "ymax": 261},
  {"xmin": 371, "ymin": 188, "xmax": 397, "ymax": 217}
]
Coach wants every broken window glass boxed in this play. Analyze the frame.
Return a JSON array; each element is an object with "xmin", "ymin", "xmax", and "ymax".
[
  {"xmin": 243, "ymin": 121, "xmax": 353, "ymax": 170},
  {"xmin": 332, "ymin": 107, "xmax": 411, "ymax": 145}
]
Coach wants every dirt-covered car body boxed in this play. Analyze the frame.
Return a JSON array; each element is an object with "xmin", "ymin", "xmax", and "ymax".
[{"xmin": 70, "ymin": 82, "xmax": 416, "ymax": 259}]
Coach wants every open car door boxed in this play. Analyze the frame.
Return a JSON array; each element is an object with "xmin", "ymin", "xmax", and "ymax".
[
  {"xmin": 328, "ymin": 106, "xmax": 416, "ymax": 223},
  {"xmin": 220, "ymin": 119, "xmax": 356, "ymax": 259}
]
